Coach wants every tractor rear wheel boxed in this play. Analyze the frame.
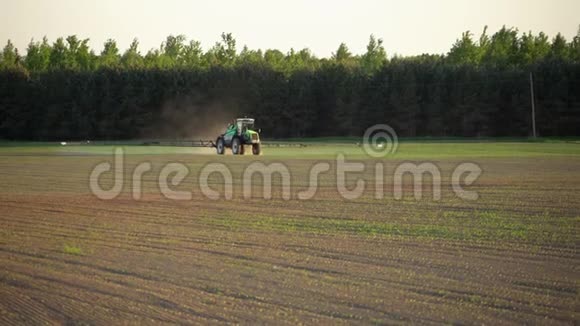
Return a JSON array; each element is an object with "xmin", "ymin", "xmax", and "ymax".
[
  {"xmin": 216, "ymin": 138, "xmax": 225, "ymax": 155},
  {"xmin": 252, "ymin": 143, "xmax": 261, "ymax": 155},
  {"xmin": 232, "ymin": 137, "xmax": 242, "ymax": 155}
]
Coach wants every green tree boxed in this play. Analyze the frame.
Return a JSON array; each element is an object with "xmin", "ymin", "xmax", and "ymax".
[
  {"xmin": 478, "ymin": 26, "xmax": 490, "ymax": 54},
  {"xmin": 238, "ymin": 45, "xmax": 263, "ymax": 66},
  {"xmin": 482, "ymin": 26, "xmax": 519, "ymax": 66},
  {"xmin": 72, "ymin": 37, "xmax": 94, "ymax": 70},
  {"xmin": 264, "ymin": 49, "xmax": 285, "ymax": 70},
  {"xmin": 285, "ymin": 48, "xmax": 319, "ymax": 73},
  {"xmin": 65, "ymin": 35, "xmax": 81, "ymax": 69},
  {"xmin": 221, "ymin": 32, "xmax": 237, "ymax": 64},
  {"xmin": 99, "ymin": 39, "xmax": 121, "ymax": 68},
  {"xmin": 49, "ymin": 37, "xmax": 68, "ymax": 70},
  {"xmin": 163, "ymin": 34, "xmax": 186, "ymax": 65},
  {"xmin": 361, "ymin": 35, "xmax": 387, "ymax": 74},
  {"xmin": 332, "ymin": 43, "xmax": 352, "ymax": 63},
  {"xmin": 144, "ymin": 49, "xmax": 161, "ymax": 68},
  {"xmin": 182, "ymin": 40, "xmax": 203, "ymax": 67},
  {"xmin": 0, "ymin": 40, "xmax": 21, "ymax": 70},
  {"xmin": 518, "ymin": 32, "xmax": 550, "ymax": 65},
  {"xmin": 121, "ymin": 38, "xmax": 144, "ymax": 69},
  {"xmin": 571, "ymin": 26, "xmax": 580, "ymax": 61},
  {"xmin": 550, "ymin": 33, "xmax": 570, "ymax": 60},
  {"xmin": 24, "ymin": 37, "xmax": 51, "ymax": 72},
  {"xmin": 204, "ymin": 33, "xmax": 237, "ymax": 67},
  {"xmin": 447, "ymin": 31, "xmax": 480, "ymax": 65}
]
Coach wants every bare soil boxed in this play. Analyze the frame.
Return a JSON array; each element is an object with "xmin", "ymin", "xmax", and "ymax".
[{"xmin": 0, "ymin": 153, "xmax": 578, "ymax": 324}]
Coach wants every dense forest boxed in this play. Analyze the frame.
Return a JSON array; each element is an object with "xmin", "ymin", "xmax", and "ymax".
[{"xmin": 0, "ymin": 26, "xmax": 579, "ymax": 140}]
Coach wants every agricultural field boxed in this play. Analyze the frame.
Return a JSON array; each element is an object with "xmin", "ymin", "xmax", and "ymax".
[{"xmin": 0, "ymin": 141, "xmax": 579, "ymax": 324}]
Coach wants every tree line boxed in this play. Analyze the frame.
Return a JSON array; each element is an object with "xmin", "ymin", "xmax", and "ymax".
[{"xmin": 0, "ymin": 26, "xmax": 579, "ymax": 140}]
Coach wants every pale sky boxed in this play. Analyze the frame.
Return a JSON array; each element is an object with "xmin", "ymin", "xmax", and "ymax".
[{"xmin": 1, "ymin": 0, "xmax": 578, "ymax": 57}]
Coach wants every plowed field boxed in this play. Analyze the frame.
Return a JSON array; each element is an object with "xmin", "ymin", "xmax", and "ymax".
[{"xmin": 0, "ymin": 143, "xmax": 578, "ymax": 324}]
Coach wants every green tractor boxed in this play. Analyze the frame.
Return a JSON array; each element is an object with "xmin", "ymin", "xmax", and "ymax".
[{"xmin": 215, "ymin": 118, "xmax": 261, "ymax": 155}]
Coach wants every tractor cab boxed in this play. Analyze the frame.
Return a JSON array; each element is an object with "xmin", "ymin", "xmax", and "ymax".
[{"xmin": 236, "ymin": 118, "xmax": 254, "ymax": 132}]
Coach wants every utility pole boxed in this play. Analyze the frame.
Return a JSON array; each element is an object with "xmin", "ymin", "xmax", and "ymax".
[{"xmin": 529, "ymin": 72, "xmax": 537, "ymax": 138}]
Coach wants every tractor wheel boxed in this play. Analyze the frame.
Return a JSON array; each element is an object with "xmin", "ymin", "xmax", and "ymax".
[
  {"xmin": 252, "ymin": 143, "xmax": 261, "ymax": 155},
  {"xmin": 216, "ymin": 138, "xmax": 225, "ymax": 155},
  {"xmin": 232, "ymin": 137, "xmax": 242, "ymax": 155}
]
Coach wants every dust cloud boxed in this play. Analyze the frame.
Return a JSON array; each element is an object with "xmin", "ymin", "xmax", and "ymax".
[{"xmin": 141, "ymin": 94, "xmax": 241, "ymax": 140}]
